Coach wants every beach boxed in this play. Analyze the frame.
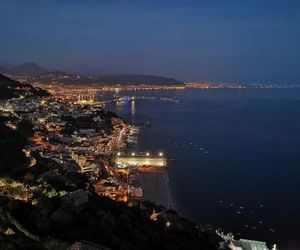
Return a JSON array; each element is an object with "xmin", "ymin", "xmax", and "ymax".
[{"xmin": 140, "ymin": 170, "xmax": 173, "ymax": 209}]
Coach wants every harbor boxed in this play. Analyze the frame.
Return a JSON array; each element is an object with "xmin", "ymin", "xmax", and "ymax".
[{"xmin": 113, "ymin": 123, "xmax": 172, "ymax": 208}]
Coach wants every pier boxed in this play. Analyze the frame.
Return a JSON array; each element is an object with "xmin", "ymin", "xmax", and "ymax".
[{"xmin": 75, "ymin": 94, "xmax": 180, "ymax": 105}]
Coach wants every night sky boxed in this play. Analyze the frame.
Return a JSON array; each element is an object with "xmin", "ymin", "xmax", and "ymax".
[{"xmin": 1, "ymin": 0, "xmax": 300, "ymax": 82}]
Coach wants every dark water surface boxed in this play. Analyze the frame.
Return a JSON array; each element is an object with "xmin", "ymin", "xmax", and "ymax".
[{"xmin": 106, "ymin": 89, "xmax": 300, "ymax": 249}]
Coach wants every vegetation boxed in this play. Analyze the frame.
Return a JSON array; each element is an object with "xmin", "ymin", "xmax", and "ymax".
[
  {"xmin": 0, "ymin": 117, "xmax": 30, "ymax": 178},
  {"xmin": 0, "ymin": 193, "xmax": 219, "ymax": 250}
]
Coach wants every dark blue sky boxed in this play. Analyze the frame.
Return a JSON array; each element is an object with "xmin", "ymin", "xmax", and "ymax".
[{"xmin": 1, "ymin": 0, "xmax": 300, "ymax": 82}]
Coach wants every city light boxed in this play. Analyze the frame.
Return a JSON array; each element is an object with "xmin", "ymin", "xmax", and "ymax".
[
  {"xmin": 40, "ymin": 99, "xmax": 47, "ymax": 105},
  {"xmin": 2, "ymin": 5, "xmax": 295, "ymax": 248},
  {"xmin": 166, "ymin": 221, "xmax": 171, "ymax": 228}
]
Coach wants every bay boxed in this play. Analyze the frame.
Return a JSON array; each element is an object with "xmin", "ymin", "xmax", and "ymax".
[{"xmin": 106, "ymin": 88, "xmax": 300, "ymax": 249}]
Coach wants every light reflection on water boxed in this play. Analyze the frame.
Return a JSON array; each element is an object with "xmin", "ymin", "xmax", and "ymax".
[{"xmin": 103, "ymin": 88, "xmax": 300, "ymax": 249}]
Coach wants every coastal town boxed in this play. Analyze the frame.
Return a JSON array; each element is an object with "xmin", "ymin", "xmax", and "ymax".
[
  {"xmin": 0, "ymin": 73, "xmax": 279, "ymax": 250},
  {"xmin": 0, "ymin": 87, "xmax": 167, "ymax": 204},
  {"xmin": 11, "ymin": 71, "xmax": 300, "ymax": 92},
  {"xmin": 2, "ymin": 0, "xmax": 296, "ymax": 248}
]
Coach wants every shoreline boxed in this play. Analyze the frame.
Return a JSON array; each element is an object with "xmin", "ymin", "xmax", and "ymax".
[{"xmin": 140, "ymin": 169, "xmax": 175, "ymax": 210}]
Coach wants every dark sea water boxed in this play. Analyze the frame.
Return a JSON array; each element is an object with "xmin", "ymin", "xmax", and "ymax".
[{"xmin": 106, "ymin": 89, "xmax": 300, "ymax": 250}]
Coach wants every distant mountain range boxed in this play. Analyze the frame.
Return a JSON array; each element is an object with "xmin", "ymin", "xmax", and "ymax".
[
  {"xmin": 0, "ymin": 62, "xmax": 183, "ymax": 85},
  {"xmin": 97, "ymin": 74, "xmax": 183, "ymax": 85},
  {"xmin": 32, "ymin": 71, "xmax": 183, "ymax": 86}
]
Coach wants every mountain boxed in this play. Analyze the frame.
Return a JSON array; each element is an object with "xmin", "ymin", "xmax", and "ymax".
[
  {"xmin": 8, "ymin": 62, "xmax": 47, "ymax": 76},
  {"xmin": 97, "ymin": 74, "xmax": 183, "ymax": 85},
  {"xmin": 28, "ymin": 71, "xmax": 184, "ymax": 86}
]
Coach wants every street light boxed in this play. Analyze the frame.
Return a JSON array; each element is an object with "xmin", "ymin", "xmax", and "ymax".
[
  {"xmin": 131, "ymin": 152, "xmax": 135, "ymax": 156},
  {"xmin": 159, "ymin": 152, "xmax": 163, "ymax": 157},
  {"xmin": 117, "ymin": 152, "xmax": 121, "ymax": 156},
  {"xmin": 146, "ymin": 152, "xmax": 150, "ymax": 156}
]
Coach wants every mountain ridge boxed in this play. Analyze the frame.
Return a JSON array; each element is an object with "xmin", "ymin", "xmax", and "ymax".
[
  {"xmin": 31, "ymin": 71, "xmax": 183, "ymax": 86},
  {"xmin": 1, "ymin": 63, "xmax": 183, "ymax": 85}
]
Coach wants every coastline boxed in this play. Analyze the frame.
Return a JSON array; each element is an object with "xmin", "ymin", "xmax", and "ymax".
[{"xmin": 140, "ymin": 170, "xmax": 175, "ymax": 210}]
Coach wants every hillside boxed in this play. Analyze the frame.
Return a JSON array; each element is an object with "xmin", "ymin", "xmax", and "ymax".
[
  {"xmin": 0, "ymin": 116, "xmax": 220, "ymax": 250},
  {"xmin": 0, "ymin": 74, "xmax": 49, "ymax": 99},
  {"xmin": 96, "ymin": 74, "xmax": 183, "ymax": 85},
  {"xmin": 2, "ymin": 63, "xmax": 183, "ymax": 86},
  {"xmin": 29, "ymin": 71, "xmax": 184, "ymax": 86},
  {"xmin": 0, "ymin": 74, "xmax": 22, "ymax": 87}
]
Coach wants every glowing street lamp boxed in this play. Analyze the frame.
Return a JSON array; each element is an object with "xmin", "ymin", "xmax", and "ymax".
[
  {"xmin": 159, "ymin": 152, "xmax": 163, "ymax": 157},
  {"xmin": 117, "ymin": 152, "xmax": 121, "ymax": 156},
  {"xmin": 131, "ymin": 152, "xmax": 135, "ymax": 156},
  {"xmin": 146, "ymin": 152, "xmax": 150, "ymax": 156}
]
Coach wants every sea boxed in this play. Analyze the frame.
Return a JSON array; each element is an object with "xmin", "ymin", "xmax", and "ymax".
[{"xmin": 104, "ymin": 88, "xmax": 300, "ymax": 250}]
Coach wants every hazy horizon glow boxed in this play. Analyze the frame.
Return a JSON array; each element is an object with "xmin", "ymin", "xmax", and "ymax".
[{"xmin": 1, "ymin": 0, "xmax": 300, "ymax": 83}]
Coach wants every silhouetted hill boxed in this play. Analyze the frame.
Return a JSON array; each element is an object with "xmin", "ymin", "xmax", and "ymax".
[
  {"xmin": 97, "ymin": 74, "xmax": 183, "ymax": 85},
  {"xmin": 39, "ymin": 70, "xmax": 74, "ymax": 78},
  {"xmin": 30, "ymin": 71, "xmax": 183, "ymax": 86},
  {"xmin": 0, "ymin": 74, "xmax": 49, "ymax": 99},
  {"xmin": 0, "ymin": 74, "xmax": 21, "ymax": 86},
  {"xmin": 8, "ymin": 62, "xmax": 46, "ymax": 76}
]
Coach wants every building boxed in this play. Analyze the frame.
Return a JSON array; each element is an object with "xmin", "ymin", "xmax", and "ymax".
[
  {"xmin": 216, "ymin": 230, "xmax": 277, "ymax": 250},
  {"xmin": 115, "ymin": 155, "xmax": 167, "ymax": 167},
  {"xmin": 229, "ymin": 239, "xmax": 270, "ymax": 250}
]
